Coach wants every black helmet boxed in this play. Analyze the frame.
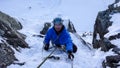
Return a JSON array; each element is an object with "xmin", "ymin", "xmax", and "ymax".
[{"xmin": 52, "ymin": 17, "xmax": 63, "ymax": 25}]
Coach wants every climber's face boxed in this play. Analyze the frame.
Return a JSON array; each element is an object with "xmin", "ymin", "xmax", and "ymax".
[{"xmin": 54, "ymin": 24, "xmax": 63, "ymax": 32}]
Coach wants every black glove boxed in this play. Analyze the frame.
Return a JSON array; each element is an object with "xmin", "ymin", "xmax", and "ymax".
[
  {"xmin": 44, "ymin": 44, "xmax": 49, "ymax": 51},
  {"xmin": 67, "ymin": 50, "xmax": 74, "ymax": 59}
]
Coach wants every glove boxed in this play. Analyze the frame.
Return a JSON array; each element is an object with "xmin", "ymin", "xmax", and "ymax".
[
  {"xmin": 67, "ymin": 50, "xmax": 74, "ymax": 59},
  {"xmin": 44, "ymin": 44, "xmax": 49, "ymax": 51}
]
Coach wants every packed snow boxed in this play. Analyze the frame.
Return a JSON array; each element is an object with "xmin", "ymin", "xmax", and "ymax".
[
  {"xmin": 105, "ymin": 13, "xmax": 120, "ymax": 50},
  {"xmin": 0, "ymin": 0, "xmax": 119, "ymax": 68},
  {"xmin": 114, "ymin": 1, "xmax": 120, "ymax": 7},
  {"xmin": 105, "ymin": 13, "xmax": 120, "ymax": 38}
]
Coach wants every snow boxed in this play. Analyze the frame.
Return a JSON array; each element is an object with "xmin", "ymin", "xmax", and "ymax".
[
  {"xmin": 0, "ymin": 0, "xmax": 114, "ymax": 32},
  {"xmin": 0, "ymin": 37, "xmax": 2, "ymax": 43},
  {"xmin": 111, "ymin": 39, "xmax": 120, "ymax": 48},
  {"xmin": 118, "ymin": 2, "xmax": 120, "ymax": 6},
  {"xmin": 0, "ymin": 0, "xmax": 119, "ymax": 68},
  {"xmin": 114, "ymin": 1, "xmax": 120, "ymax": 7},
  {"xmin": 105, "ymin": 13, "xmax": 120, "ymax": 51},
  {"xmin": 105, "ymin": 13, "xmax": 120, "ymax": 38}
]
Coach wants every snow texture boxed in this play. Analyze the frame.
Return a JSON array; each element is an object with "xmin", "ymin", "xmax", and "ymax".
[{"xmin": 0, "ymin": 0, "xmax": 119, "ymax": 68}]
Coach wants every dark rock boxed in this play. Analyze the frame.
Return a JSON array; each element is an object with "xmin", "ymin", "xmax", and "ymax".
[
  {"xmin": 0, "ymin": 20, "xmax": 29, "ymax": 50},
  {"xmin": 109, "ymin": 35, "xmax": 117, "ymax": 40},
  {"xmin": 118, "ymin": 33, "xmax": 120, "ymax": 38},
  {"xmin": 92, "ymin": 0, "xmax": 120, "ymax": 51},
  {"xmin": 0, "ymin": 41, "xmax": 18, "ymax": 68},
  {"xmin": 105, "ymin": 55, "xmax": 120, "ymax": 68},
  {"xmin": 93, "ymin": 10, "xmax": 111, "ymax": 41},
  {"xmin": 93, "ymin": 0, "xmax": 120, "ymax": 68},
  {"xmin": 0, "ymin": 11, "xmax": 29, "ymax": 50},
  {"xmin": 67, "ymin": 20, "xmax": 76, "ymax": 33},
  {"xmin": 93, "ymin": 39, "xmax": 100, "ymax": 49},
  {"xmin": 112, "ymin": 47, "xmax": 120, "ymax": 55},
  {"xmin": 40, "ymin": 22, "xmax": 51, "ymax": 35},
  {"xmin": 100, "ymin": 38, "xmax": 116, "ymax": 52},
  {"xmin": 109, "ymin": 33, "xmax": 120, "ymax": 40},
  {"xmin": 103, "ymin": 47, "xmax": 120, "ymax": 68},
  {"xmin": 0, "ymin": 11, "xmax": 22, "ymax": 30},
  {"xmin": 93, "ymin": 38, "xmax": 116, "ymax": 51},
  {"xmin": 102, "ymin": 60, "xmax": 106, "ymax": 68},
  {"xmin": 0, "ymin": 11, "xmax": 29, "ymax": 67}
]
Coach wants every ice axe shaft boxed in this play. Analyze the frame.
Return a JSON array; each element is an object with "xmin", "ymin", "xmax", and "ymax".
[{"xmin": 37, "ymin": 47, "xmax": 57, "ymax": 68}]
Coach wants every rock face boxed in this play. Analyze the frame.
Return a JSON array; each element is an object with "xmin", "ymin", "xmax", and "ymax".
[
  {"xmin": 40, "ymin": 22, "xmax": 51, "ymax": 35},
  {"xmin": 0, "ymin": 11, "xmax": 29, "ymax": 67},
  {"xmin": 0, "ymin": 11, "xmax": 22, "ymax": 30},
  {"xmin": 92, "ymin": 0, "xmax": 120, "ymax": 51},
  {"xmin": 108, "ymin": 33, "xmax": 120, "ymax": 40},
  {"xmin": 102, "ymin": 49, "xmax": 120, "ymax": 68},
  {"xmin": 0, "ymin": 40, "xmax": 18, "ymax": 68},
  {"xmin": 0, "ymin": 11, "xmax": 29, "ymax": 50},
  {"xmin": 92, "ymin": 0, "xmax": 120, "ymax": 68}
]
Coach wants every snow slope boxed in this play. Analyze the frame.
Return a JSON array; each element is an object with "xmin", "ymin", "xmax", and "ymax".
[{"xmin": 0, "ymin": 0, "xmax": 118, "ymax": 68}]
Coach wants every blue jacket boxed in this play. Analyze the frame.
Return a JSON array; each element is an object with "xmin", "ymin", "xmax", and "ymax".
[{"xmin": 44, "ymin": 26, "xmax": 73, "ymax": 52}]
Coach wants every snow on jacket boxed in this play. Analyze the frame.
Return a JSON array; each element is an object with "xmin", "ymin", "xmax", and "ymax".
[{"xmin": 44, "ymin": 26, "xmax": 73, "ymax": 52}]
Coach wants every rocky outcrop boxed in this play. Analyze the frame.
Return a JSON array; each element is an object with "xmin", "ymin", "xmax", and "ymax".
[
  {"xmin": 0, "ymin": 11, "xmax": 29, "ymax": 50},
  {"xmin": 0, "ymin": 11, "xmax": 29, "ymax": 67},
  {"xmin": 102, "ymin": 47, "xmax": 120, "ymax": 68},
  {"xmin": 67, "ymin": 20, "xmax": 76, "ymax": 33},
  {"xmin": 0, "ymin": 40, "xmax": 18, "ymax": 68},
  {"xmin": 92, "ymin": 0, "xmax": 120, "ymax": 68},
  {"xmin": 109, "ymin": 33, "xmax": 120, "ymax": 40},
  {"xmin": 40, "ymin": 22, "xmax": 51, "ymax": 35},
  {"xmin": 0, "ymin": 11, "xmax": 22, "ymax": 30},
  {"xmin": 92, "ymin": 0, "xmax": 120, "ymax": 51}
]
